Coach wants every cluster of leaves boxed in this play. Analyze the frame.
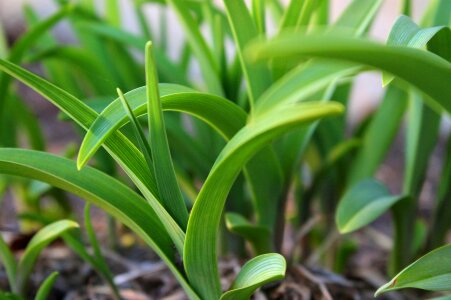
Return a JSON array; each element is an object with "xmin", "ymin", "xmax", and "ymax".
[{"xmin": 0, "ymin": 0, "xmax": 450, "ymax": 299}]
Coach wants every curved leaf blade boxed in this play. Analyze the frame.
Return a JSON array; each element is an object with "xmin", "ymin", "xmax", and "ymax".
[
  {"xmin": 35, "ymin": 272, "xmax": 59, "ymax": 300},
  {"xmin": 336, "ymin": 179, "xmax": 405, "ymax": 233},
  {"xmin": 376, "ymin": 244, "xmax": 451, "ymax": 295},
  {"xmin": 15, "ymin": 220, "xmax": 78, "ymax": 294},
  {"xmin": 184, "ymin": 102, "xmax": 344, "ymax": 299},
  {"xmin": 225, "ymin": 213, "xmax": 272, "ymax": 255},
  {"xmin": 145, "ymin": 42, "xmax": 188, "ymax": 229},
  {"xmin": 248, "ymin": 33, "xmax": 451, "ymax": 114},
  {"xmin": 77, "ymin": 84, "xmax": 247, "ymax": 168},
  {"xmin": 220, "ymin": 253, "xmax": 286, "ymax": 300}
]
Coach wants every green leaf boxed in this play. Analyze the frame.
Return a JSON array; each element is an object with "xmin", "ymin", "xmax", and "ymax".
[
  {"xmin": 0, "ymin": 233, "xmax": 17, "ymax": 289},
  {"xmin": 247, "ymin": 33, "xmax": 451, "ymax": 114},
  {"xmin": 0, "ymin": 149, "xmax": 199, "ymax": 299},
  {"xmin": 15, "ymin": 220, "xmax": 78, "ymax": 295},
  {"xmin": 220, "ymin": 253, "xmax": 286, "ymax": 300},
  {"xmin": 184, "ymin": 102, "xmax": 344, "ymax": 299},
  {"xmin": 78, "ymin": 84, "xmax": 246, "ymax": 169},
  {"xmin": 117, "ymin": 88, "xmax": 154, "ymax": 175},
  {"xmin": 224, "ymin": 0, "xmax": 271, "ymax": 110},
  {"xmin": 225, "ymin": 213, "xmax": 272, "ymax": 255},
  {"xmin": 0, "ymin": 57, "xmax": 159, "ymax": 201},
  {"xmin": 383, "ymin": 15, "xmax": 450, "ymax": 85},
  {"xmin": 34, "ymin": 272, "xmax": 59, "ymax": 300},
  {"xmin": 376, "ymin": 244, "xmax": 451, "ymax": 295},
  {"xmin": 336, "ymin": 179, "xmax": 405, "ymax": 233},
  {"xmin": 145, "ymin": 42, "xmax": 188, "ymax": 229}
]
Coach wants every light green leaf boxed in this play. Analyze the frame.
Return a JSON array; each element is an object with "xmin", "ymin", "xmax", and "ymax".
[
  {"xmin": 184, "ymin": 102, "xmax": 344, "ymax": 299},
  {"xmin": 145, "ymin": 42, "xmax": 188, "ymax": 229},
  {"xmin": 376, "ymin": 244, "xmax": 451, "ymax": 295},
  {"xmin": 225, "ymin": 213, "xmax": 272, "ymax": 255},
  {"xmin": 35, "ymin": 272, "xmax": 58, "ymax": 300},
  {"xmin": 248, "ymin": 33, "xmax": 451, "ymax": 114},
  {"xmin": 220, "ymin": 253, "xmax": 286, "ymax": 300},
  {"xmin": 15, "ymin": 220, "xmax": 78, "ymax": 295},
  {"xmin": 336, "ymin": 179, "xmax": 405, "ymax": 233}
]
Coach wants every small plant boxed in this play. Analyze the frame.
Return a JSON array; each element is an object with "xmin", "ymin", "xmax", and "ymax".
[{"xmin": 0, "ymin": 220, "xmax": 78, "ymax": 299}]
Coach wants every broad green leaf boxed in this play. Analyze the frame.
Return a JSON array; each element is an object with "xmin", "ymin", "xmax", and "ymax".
[
  {"xmin": 220, "ymin": 253, "xmax": 286, "ymax": 300},
  {"xmin": 184, "ymin": 102, "xmax": 344, "ymax": 299},
  {"xmin": 225, "ymin": 213, "xmax": 272, "ymax": 255},
  {"xmin": 145, "ymin": 42, "xmax": 188, "ymax": 229},
  {"xmin": 166, "ymin": 0, "xmax": 223, "ymax": 95},
  {"xmin": 15, "ymin": 220, "xmax": 78, "ymax": 294},
  {"xmin": 248, "ymin": 33, "xmax": 451, "ymax": 114},
  {"xmin": 0, "ymin": 234, "xmax": 17, "ymax": 289},
  {"xmin": 78, "ymin": 84, "xmax": 246, "ymax": 168},
  {"xmin": 0, "ymin": 149, "xmax": 199, "ymax": 299},
  {"xmin": 336, "ymin": 179, "xmax": 405, "ymax": 233},
  {"xmin": 224, "ymin": 0, "xmax": 271, "ymax": 110},
  {"xmin": 35, "ymin": 272, "xmax": 58, "ymax": 300},
  {"xmin": 376, "ymin": 244, "xmax": 451, "ymax": 295}
]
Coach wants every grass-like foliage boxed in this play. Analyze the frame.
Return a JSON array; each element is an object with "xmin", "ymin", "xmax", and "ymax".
[{"xmin": 0, "ymin": 0, "xmax": 449, "ymax": 299}]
